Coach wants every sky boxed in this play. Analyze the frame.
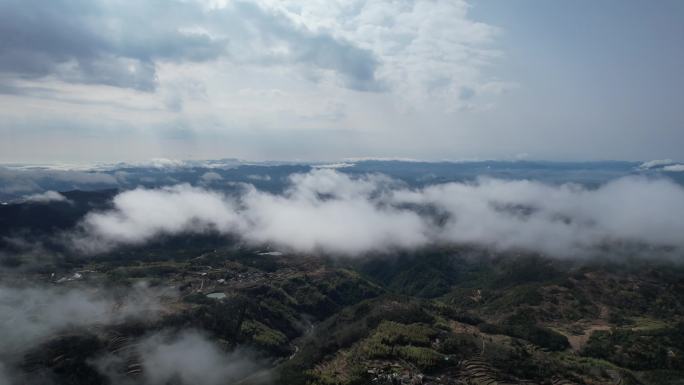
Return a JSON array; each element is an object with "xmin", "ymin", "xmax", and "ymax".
[{"xmin": 0, "ymin": 0, "xmax": 682, "ymax": 163}]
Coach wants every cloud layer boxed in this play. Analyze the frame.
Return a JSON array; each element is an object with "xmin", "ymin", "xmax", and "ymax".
[
  {"xmin": 0, "ymin": 0, "xmax": 518, "ymax": 165},
  {"xmin": 0, "ymin": 0, "xmax": 499, "ymax": 98},
  {"xmin": 0, "ymin": 0, "xmax": 386, "ymax": 92},
  {"xmin": 393, "ymin": 176, "xmax": 684, "ymax": 256},
  {"xmin": 72, "ymin": 170, "xmax": 684, "ymax": 258},
  {"xmin": 2, "ymin": 2, "xmax": 683, "ymax": 164}
]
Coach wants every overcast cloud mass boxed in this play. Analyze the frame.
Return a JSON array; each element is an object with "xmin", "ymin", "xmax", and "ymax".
[
  {"xmin": 71, "ymin": 169, "xmax": 684, "ymax": 258},
  {"xmin": 1, "ymin": 0, "xmax": 682, "ymax": 162}
]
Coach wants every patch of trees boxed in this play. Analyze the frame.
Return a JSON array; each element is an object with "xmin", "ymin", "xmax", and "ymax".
[
  {"xmin": 582, "ymin": 324, "xmax": 684, "ymax": 371},
  {"xmin": 478, "ymin": 311, "xmax": 570, "ymax": 351}
]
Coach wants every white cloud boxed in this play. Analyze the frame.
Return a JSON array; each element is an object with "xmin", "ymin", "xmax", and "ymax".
[
  {"xmin": 73, "ymin": 184, "xmax": 242, "ymax": 252},
  {"xmin": 136, "ymin": 330, "xmax": 263, "ymax": 385},
  {"xmin": 637, "ymin": 160, "xmax": 684, "ymax": 173},
  {"xmin": 147, "ymin": 158, "xmax": 188, "ymax": 169},
  {"xmin": 639, "ymin": 159, "xmax": 675, "ymax": 169},
  {"xmin": 21, "ymin": 190, "xmax": 69, "ymax": 204},
  {"xmin": 71, "ymin": 170, "xmax": 684, "ymax": 258},
  {"xmin": 0, "ymin": 0, "xmax": 527, "ymax": 165},
  {"xmin": 391, "ymin": 176, "xmax": 684, "ymax": 256},
  {"xmin": 240, "ymin": 171, "xmax": 428, "ymax": 254},
  {"xmin": 256, "ymin": 0, "xmax": 502, "ymax": 106},
  {"xmin": 0, "ymin": 0, "xmax": 384, "ymax": 92},
  {"xmin": 663, "ymin": 164, "xmax": 684, "ymax": 172},
  {"xmin": 246, "ymin": 174, "xmax": 272, "ymax": 181},
  {"xmin": 312, "ymin": 162, "xmax": 355, "ymax": 169},
  {"xmin": 200, "ymin": 171, "xmax": 223, "ymax": 183}
]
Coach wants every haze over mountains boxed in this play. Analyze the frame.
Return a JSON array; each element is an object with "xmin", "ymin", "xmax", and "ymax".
[
  {"xmin": 2, "ymin": 0, "xmax": 684, "ymax": 384},
  {"xmin": 3, "ymin": 158, "xmax": 684, "ymax": 200},
  {"xmin": 3, "ymin": 159, "xmax": 684, "ymax": 258}
]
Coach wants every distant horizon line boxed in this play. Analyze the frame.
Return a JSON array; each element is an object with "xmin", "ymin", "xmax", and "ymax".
[{"xmin": 1, "ymin": 157, "xmax": 680, "ymax": 171}]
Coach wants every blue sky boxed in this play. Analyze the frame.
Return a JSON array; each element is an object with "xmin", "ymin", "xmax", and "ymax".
[{"xmin": 0, "ymin": 0, "xmax": 682, "ymax": 163}]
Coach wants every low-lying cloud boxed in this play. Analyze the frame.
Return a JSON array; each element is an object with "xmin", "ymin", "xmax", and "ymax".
[
  {"xmin": 72, "ymin": 185, "xmax": 241, "ymax": 253},
  {"xmin": 71, "ymin": 169, "xmax": 684, "ymax": 258},
  {"xmin": 639, "ymin": 159, "xmax": 684, "ymax": 173},
  {"xmin": 0, "ymin": 282, "xmax": 267, "ymax": 385},
  {"xmin": 393, "ymin": 176, "xmax": 684, "ymax": 256},
  {"xmin": 21, "ymin": 190, "xmax": 70, "ymax": 204},
  {"xmin": 663, "ymin": 164, "xmax": 684, "ymax": 172},
  {"xmin": 0, "ymin": 282, "xmax": 171, "ymax": 357},
  {"xmin": 143, "ymin": 330, "xmax": 261, "ymax": 385}
]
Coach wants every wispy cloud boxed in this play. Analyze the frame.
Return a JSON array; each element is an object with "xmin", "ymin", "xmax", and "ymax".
[
  {"xmin": 96, "ymin": 330, "xmax": 267, "ymax": 385},
  {"xmin": 639, "ymin": 159, "xmax": 675, "ymax": 169},
  {"xmin": 0, "ymin": 284, "xmax": 261, "ymax": 385},
  {"xmin": 21, "ymin": 190, "xmax": 70, "ymax": 204},
  {"xmin": 0, "ymin": 283, "xmax": 171, "ymax": 356}
]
